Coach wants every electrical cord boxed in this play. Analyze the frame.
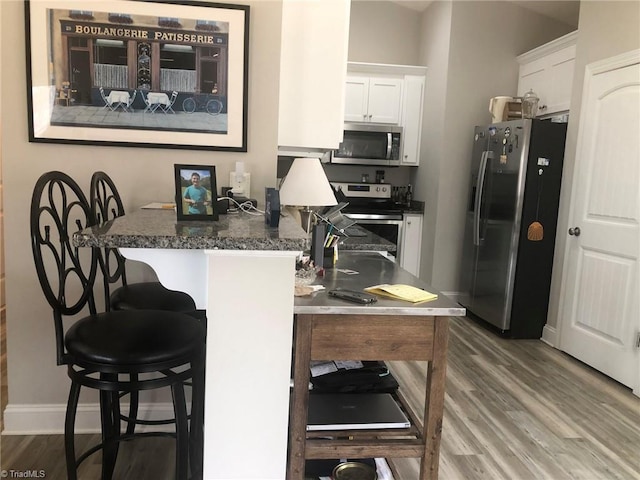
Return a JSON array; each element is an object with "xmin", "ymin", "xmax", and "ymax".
[{"xmin": 218, "ymin": 196, "xmax": 264, "ymax": 215}]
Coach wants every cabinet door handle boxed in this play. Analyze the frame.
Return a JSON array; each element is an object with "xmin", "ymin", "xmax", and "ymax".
[{"xmin": 539, "ymin": 105, "xmax": 547, "ymax": 110}]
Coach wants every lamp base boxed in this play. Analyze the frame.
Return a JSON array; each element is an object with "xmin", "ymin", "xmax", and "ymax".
[{"xmin": 300, "ymin": 208, "xmax": 314, "ymax": 234}]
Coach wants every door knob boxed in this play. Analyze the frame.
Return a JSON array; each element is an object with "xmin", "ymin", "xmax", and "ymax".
[{"xmin": 568, "ymin": 227, "xmax": 581, "ymax": 236}]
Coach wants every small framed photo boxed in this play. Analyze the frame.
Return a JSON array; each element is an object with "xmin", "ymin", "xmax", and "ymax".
[{"xmin": 174, "ymin": 164, "xmax": 219, "ymax": 221}]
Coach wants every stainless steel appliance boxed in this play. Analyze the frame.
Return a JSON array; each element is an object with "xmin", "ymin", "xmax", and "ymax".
[
  {"xmin": 459, "ymin": 119, "xmax": 567, "ymax": 338},
  {"xmin": 331, "ymin": 182, "xmax": 403, "ymax": 259},
  {"xmin": 331, "ymin": 124, "xmax": 403, "ymax": 166}
]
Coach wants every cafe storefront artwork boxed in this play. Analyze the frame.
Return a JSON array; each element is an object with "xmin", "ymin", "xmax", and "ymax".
[{"xmin": 26, "ymin": 0, "xmax": 249, "ymax": 151}]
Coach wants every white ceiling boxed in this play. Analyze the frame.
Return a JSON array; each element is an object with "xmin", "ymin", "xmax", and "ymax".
[{"xmin": 390, "ymin": 1, "xmax": 580, "ymax": 28}]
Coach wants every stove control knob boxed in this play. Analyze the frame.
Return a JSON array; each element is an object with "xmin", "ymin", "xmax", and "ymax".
[
  {"xmin": 381, "ymin": 187, "xmax": 387, "ymax": 193},
  {"xmin": 375, "ymin": 186, "xmax": 380, "ymax": 192}
]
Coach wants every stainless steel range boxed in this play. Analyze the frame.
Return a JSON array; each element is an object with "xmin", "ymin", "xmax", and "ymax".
[{"xmin": 330, "ymin": 182, "xmax": 404, "ymax": 259}]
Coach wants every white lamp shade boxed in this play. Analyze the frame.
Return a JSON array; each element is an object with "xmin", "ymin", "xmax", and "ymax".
[{"xmin": 279, "ymin": 158, "xmax": 337, "ymax": 207}]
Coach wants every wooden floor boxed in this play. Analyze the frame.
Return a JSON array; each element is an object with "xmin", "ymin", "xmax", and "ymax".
[{"xmin": 1, "ymin": 316, "xmax": 639, "ymax": 479}]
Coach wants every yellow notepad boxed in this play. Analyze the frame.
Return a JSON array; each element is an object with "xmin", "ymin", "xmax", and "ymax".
[{"xmin": 364, "ymin": 284, "xmax": 438, "ymax": 303}]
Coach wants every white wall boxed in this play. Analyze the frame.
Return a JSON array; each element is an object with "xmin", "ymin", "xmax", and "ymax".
[
  {"xmin": 547, "ymin": 1, "xmax": 640, "ymax": 333},
  {"xmin": 413, "ymin": 0, "xmax": 453, "ymax": 286},
  {"xmin": 1, "ymin": 0, "xmax": 283, "ymax": 424},
  {"xmin": 415, "ymin": 0, "xmax": 574, "ymax": 290},
  {"xmin": 348, "ymin": 0, "xmax": 421, "ymax": 65},
  {"xmin": 0, "ymin": 1, "xmax": 4, "ymax": 326},
  {"xmin": 323, "ymin": 0, "xmax": 422, "ymax": 188}
]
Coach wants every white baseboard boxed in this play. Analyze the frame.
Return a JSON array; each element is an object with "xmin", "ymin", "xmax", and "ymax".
[
  {"xmin": 541, "ymin": 325, "xmax": 558, "ymax": 347},
  {"xmin": 2, "ymin": 402, "xmax": 178, "ymax": 435}
]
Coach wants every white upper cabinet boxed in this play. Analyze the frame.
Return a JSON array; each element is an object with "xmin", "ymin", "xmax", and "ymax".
[
  {"xmin": 517, "ymin": 31, "xmax": 577, "ymax": 116},
  {"xmin": 345, "ymin": 63, "xmax": 427, "ymax": 165},
  {"xmin": 345, "ymin": 74, "xmax": 403, "ymax": 124},
  {"xmin": 400, "ymin": 75, "xmax": 425, "ymax": 166},
  {"xmin": 278, "ymin": 0, "xmax": 351, "ymax": 151}
]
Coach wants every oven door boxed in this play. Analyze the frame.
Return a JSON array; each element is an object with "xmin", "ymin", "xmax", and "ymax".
[{"xmin": 345, "ymin": 214, "xmax": 403, "ymax": 260}]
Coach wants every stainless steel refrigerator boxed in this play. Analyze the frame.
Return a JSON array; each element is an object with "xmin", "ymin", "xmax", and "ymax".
[{"xmin": 459, "ymin": 119, "xmax": 567, "ymax": 338}]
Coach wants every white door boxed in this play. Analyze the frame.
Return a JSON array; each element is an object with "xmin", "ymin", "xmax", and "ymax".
[{"xmin": 559, "ymin": 51, "xmax": 640, "ymax": 395}]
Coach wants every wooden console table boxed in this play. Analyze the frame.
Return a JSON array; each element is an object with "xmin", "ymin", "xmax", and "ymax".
[{"xmin": 289, "ymin": 253, "xmax": 465, "ymax": 479}]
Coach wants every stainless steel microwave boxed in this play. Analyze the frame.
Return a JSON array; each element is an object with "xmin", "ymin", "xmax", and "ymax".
[{"xmin": 331, "ymin": 124, "xmax": 403, "ymax": 166}]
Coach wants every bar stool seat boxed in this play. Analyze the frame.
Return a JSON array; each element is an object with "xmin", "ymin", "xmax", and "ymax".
[
  {"xmin": 109, "ymin": 281, "xmax": 198, "ymax": 313},
  {"xmin": 65, "ymin": 310, "xmax": 202, "ymax": 367}
]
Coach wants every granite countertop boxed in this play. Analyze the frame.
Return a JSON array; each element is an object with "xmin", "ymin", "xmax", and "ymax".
[
  {"xmin": 338, "ymin": 225, "xmax": 394, "ymax": 251},
  {"xmin": 295, "ymin": 251, "xmax": 465, "ymax": 316},
  {"xmin": 73, "ymin": 208, "xmax": 310, "ymax": 251},
  {"xmin": 73, "ymin": 208, "xmax": 395, "ymax": 252},
  {"xmin": 403, "ymin": 200, "xmax": 425, "ymax": 214}
]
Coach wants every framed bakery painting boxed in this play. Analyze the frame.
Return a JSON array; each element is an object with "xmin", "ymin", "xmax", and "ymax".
[{"xmin": 24, "ymin": 0, "xmax": 249, "ymax": 151}]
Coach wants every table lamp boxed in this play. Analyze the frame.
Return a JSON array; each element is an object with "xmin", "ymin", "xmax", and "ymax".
[{"xmin": 279, "ymin": 158, "xmax": 337, "ymax": 233}]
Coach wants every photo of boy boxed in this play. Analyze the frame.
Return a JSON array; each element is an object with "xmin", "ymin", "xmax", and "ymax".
[
  {"xmin": 180, "ymin": 170, "xmax": 213, "ymax": 216},
  {"xmin": 183, "ymin": 171, "xmax": 211, "ymax": 215}
]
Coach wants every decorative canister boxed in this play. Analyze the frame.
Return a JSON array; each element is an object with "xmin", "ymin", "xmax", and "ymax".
[
  {"xmin": 332, "ymin": 461, "xmax": 378, "ymax": 480},
  {"xmin": 522, "ymin": 89, "xmax": 540, "ymax": 118}
]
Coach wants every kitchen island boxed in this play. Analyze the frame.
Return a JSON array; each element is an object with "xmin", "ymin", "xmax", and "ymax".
[
  {"xmin": 290, "ymin": 252, "xmax": 465, "ymax": 480},
  {"xmin": 73, "ymin": 208, "xmax": 396, "ymax": 480}
]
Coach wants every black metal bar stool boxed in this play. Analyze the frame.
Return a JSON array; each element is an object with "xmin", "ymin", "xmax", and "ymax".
[
  {"xmin": 90, "ymin": 171, "xmax": 207, "ymax": 449},
  {"xmin": 31, "ymin": 171, "xmax": 205, "ymax": 479},
  {"xmin": 90, "ymin": 170, "xmax": 202, "ymax": 316}
]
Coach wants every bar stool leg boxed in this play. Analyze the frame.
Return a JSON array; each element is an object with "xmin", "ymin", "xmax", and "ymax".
[
  {"xmin": 100, "ymin": 389, "xmax": 119, "ymax": 480},
  {"xmin": 189, "ymin": 354, "xmax": 205, "ymax": 480},
  {"xmin": 65, "ymin": 382, "xmax": 81, "ymax": 480},
  {"xmin": 126, "ymin": 374, "xmax": 140, "ymax": 435},
  {"xmin": 172, "ymin": 382, "xmax": 189, "ymax": 480}
]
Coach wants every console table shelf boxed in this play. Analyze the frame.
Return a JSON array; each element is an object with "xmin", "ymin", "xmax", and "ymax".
[{"xmin": 287, "ymin": 312, "xmax": 450, "ymax": 480}]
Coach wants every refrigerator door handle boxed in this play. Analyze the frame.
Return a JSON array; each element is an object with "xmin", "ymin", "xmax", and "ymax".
[{"xmin": 473, "ymin": 151, "xmax": 490, "ymax": 246}]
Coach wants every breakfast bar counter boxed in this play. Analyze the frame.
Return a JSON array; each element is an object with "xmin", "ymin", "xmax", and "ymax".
[
  {"xmin": 73, "ymin": 210, "xmax": 461, "ymax": 479},
  {"xmin": 74, "ymin": 207, "xmax": 310, "ymax": 251},
  {"xmin": 75, "ymin": 208, "xmax": 308, "ymax": 480}
]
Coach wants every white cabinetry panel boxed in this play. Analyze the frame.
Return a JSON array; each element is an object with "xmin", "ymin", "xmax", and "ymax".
[
  {"xmin": 400, "ymin": 214, "xmax": 423, "ymax": 277},
  {"xmin": 517, "ymin": 31, "xmax": 577, "ymax": 117},
  {"xmin": 367, "ymin": 77, "xmax": 403, "ymax": 124},
  {"xmin": 344, "ymin": 74, "xmax": 402, "ymax": 124},
  {"xmin": 400, "ymin": 75, "xmax": 425, "ymax": 166},
  {"xmin": 278, "ymin": 0, "xmax": 350, "ymax": 150},
  {"xmin": 344, "ymin": 75, "xmax": 369, "ymax": 123}
]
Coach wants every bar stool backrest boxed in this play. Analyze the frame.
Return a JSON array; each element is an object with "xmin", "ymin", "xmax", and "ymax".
[
  {"xmin": 30, "ymin": 171, "xmax": 98, "ymax": 365},
  {"xmin": 89, "ymin": 171, "xmax": 129, "ymax": 306}
]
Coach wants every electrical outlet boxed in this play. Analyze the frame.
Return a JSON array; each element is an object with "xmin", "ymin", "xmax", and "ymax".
[{"xmin": 229, "ymin": 172, "xmax": 251, "ymax": 196}]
